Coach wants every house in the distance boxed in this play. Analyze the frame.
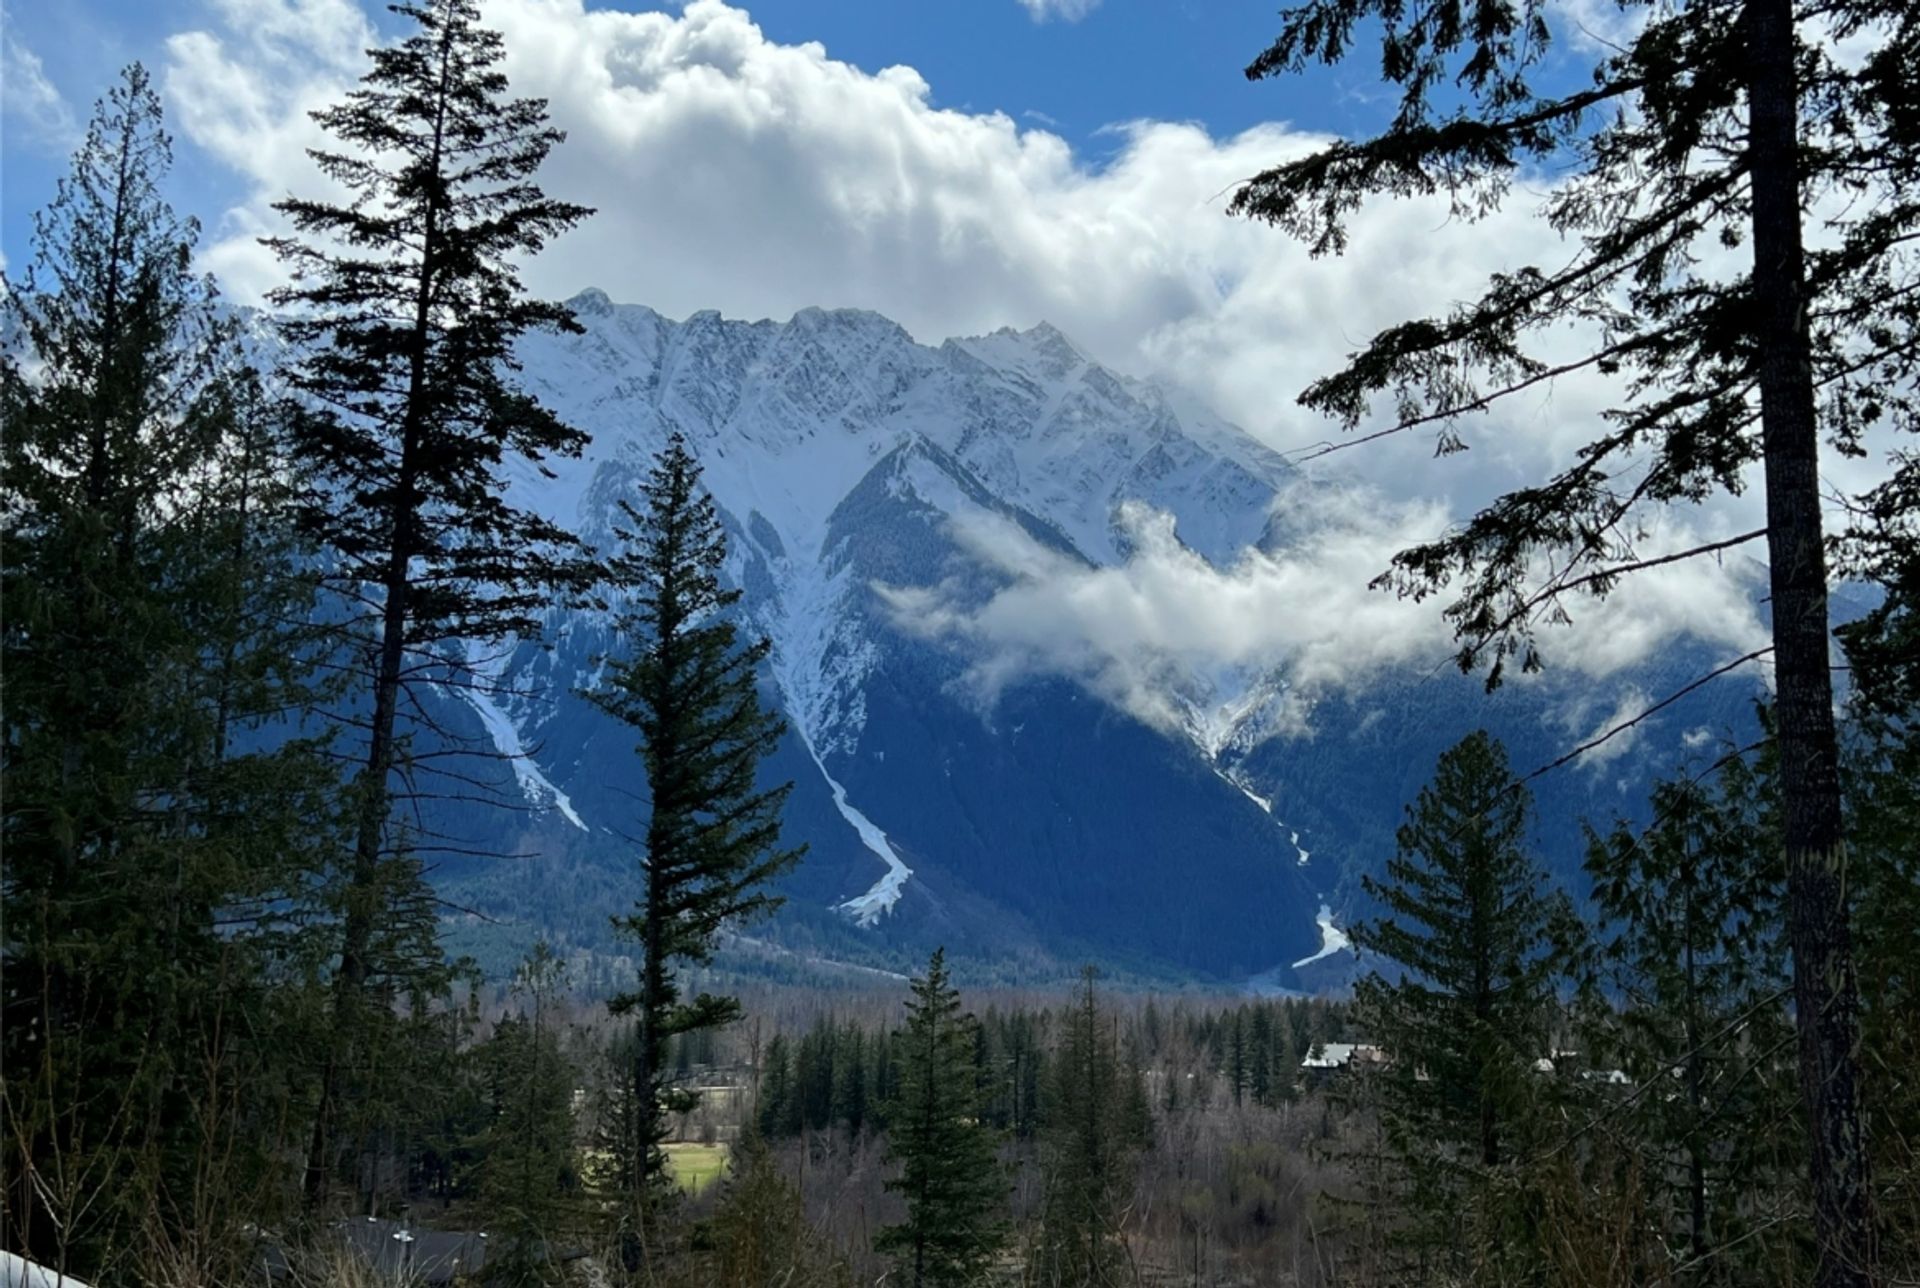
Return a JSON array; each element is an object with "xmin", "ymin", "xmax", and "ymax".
[{"xmin": 1300, "ymin": 1042, "xmax": 1388, "ymax": 1088}]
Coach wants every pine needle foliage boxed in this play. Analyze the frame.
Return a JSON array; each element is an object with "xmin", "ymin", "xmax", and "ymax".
[
  {"xmin": 260, "ymin": 0, "xmax": 595, "ymax": 1205},
  {"xmin": 877, "ymin": 949, "xmax": 1009, "ymax": 1288},
  {"xmin": 589, "ymin": 430, "xmax": 802, "ymax": 1205},
  {"xmin": 1233, "ymin": 0, "xmax": 1917, "ymax": 1273},
  {"xmin": 1, "ymin": 64, "xmax": 340, "ymax": 1275},
  {"xmin": 1349, "ymin": 732, "xmax": 1570, "ymax": 1277},
  {"xmin": 1580, "ymin": 741, "xmax": 1806, "ymax": 1282},
  {"xmin": 1034, "ymin": 968, "xmax": 1143, "ymax": 1288}
]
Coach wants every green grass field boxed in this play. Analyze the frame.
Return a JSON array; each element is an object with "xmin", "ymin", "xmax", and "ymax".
[{"xmin": 663, "ymin": 1142, "xmax": 729, "ymax": 1194}]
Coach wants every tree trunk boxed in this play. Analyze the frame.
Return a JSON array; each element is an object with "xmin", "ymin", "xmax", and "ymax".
[
  {"xmin": 304, "ymin": 36, "xmax": 455, "ymax": 1210},
  {"xmin": 1744, "ymin": 0, "xmax": 1876, "ymax": 1280}
]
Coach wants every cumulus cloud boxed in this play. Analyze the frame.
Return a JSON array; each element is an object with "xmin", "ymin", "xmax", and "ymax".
[
  {"xmin": 877, "ymin": 489, "xmax": 1453, "ymax": 735},
  {"xmin": 3, "ymin": 35, "xmax": 78, "ymax": 151},
  {"xmin": 154, "ymin": 0, "xmax": 1788, "ymax": 739},
  {"xmin": 161, "ymin": 0, "xmax": 1602, "ymax": 497}
]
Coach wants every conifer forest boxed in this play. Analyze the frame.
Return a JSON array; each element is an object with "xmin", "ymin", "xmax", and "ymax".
[{"xmin": 1, "ymin": 0, "xmax": 1917, "ymax": 1283}]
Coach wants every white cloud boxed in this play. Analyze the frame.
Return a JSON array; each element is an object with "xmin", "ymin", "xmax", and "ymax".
[
  {"xmin": 1016, "ymin": 0, "xmax": 1101, "ymax": 22},
  {"xmin": 875, "ymin": 489, "xmax": 1452, "ymax": 734},
  {"xmin": 162, "ymin": 0, "xmax": 1589, "ymax": 495},
  {"xmin": 878, "ymin": 488, "xmax": 1770, "ymax": 738},
  {"xmin": 153, "ymin": 0, "xmax": 1798, "ymax": 737},
  {"xmin": 3, "ymin": 35, "xmax": 78, "ymax": 151}
]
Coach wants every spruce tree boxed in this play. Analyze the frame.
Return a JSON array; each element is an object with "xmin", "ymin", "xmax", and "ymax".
[
  {"xmin": 1227, "ymin": 1009, "xmax": 1248, "ymax": 1108},
  {"xmin": 757, "ymin": 1035, "xmax": 797, "ymax": 1140},
  {"xmin": 1350, "ymin": 731, "xmax": 1568, "ymax": 1272},
  {"xmin": 1035, "ymin": 968, "xmax": 1140, "ymax": 1288},
  {"xmin": 1838, "ymin": 571, "xmax": 1920, "ymax": 1272},
  {"xmin": 588, "ymin": 430, "xmax": 802, "ymax": 1210},
  {"xmin": 704, "ymin": 1130, "xmax": 853, "ymax": 1288},
  {"xmin": 877, "ymin": 949, "xmax": 1008, "ymax": 1288},
  {"xmin": 1, "ymin": 64, "xmax": 338, "ymax": 1277},
  {"xmin": 1582, "ymin": 747, "xmax": 1803, "ymax": 1281},
  {"xmin": 262, "ymin": 0, "xmax": 594, "ymax": 1205},
  {"xmin": 1233, "ymin": 0, "xmax": 1914, "ymax": 1274},
  {"xmin": 834, "ymin": 1024, "xmax": 871, "ymax": 1138},
  {"xmin": 1249, "ymin": 1006, "xmax": 1275, "ymax": 1108},
  {"xmin": 473, "ymin": 943, "xmax": 580, "ymax": 1284}
]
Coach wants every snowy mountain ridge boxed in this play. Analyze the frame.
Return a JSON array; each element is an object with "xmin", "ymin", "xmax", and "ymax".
[
  {"xmin": 469, "ymin": 291, "xmax": 1334, "ymax": 965},
  {"xmin": 510, "ymin": 291, "xmax": 1302, "ymax": 767},
  {"xmin": 414, "ymin": 291, "xmax": 1763, "ymax": 985}
]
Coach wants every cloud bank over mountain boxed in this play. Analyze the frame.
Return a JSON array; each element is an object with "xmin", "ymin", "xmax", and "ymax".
[
  {"xmin": 880, "ymin": 490, "xmax": 1771, "ymax": 740},
  {"xmin": 156, "ymin": 0, "xmax": 1779, "ymax": 739}
]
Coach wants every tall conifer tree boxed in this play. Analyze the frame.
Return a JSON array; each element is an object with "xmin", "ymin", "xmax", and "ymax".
[
  {"xmin": 1035, "ymin": 968, "xmax": 1141, "ymax": 1288},
  {"xmin": 262, "ymin": 0, "xmax": 594, "ymax": 1204},
  {"xmin": 1582, "ymin": 748, "xmax": 1803, "ymax": 1280},
  {"xmin": 877, "ymin": 949, "xmax": 1008, "ymax": 1288},
  {"xmin": 1233, "ymin": 0, "xmax": 1917, "ymax": 1272},
  {"xmin": 588, "ymin": 430, "xmax": 801, "ymax": 1212},
  {"xmin": 1349, "ymin": 731, "xmax": 1567, "ymax": 1273},
  {"xmin": 1, "ymin": 65, "xmax": 337, "ymax": 1275}
]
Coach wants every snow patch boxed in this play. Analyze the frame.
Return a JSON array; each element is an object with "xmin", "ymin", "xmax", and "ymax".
[
  {"xmin": 1217, "ymin": 766, "xmax": 1311, "ymax": 866},
  {"xmin": 1291, "ymin": 904, "xmax": 1352, "ymax": 970},
  {"xmin": 453, "ymin": 650, "xmax": 587, "ymax": 831},
  {"xmin": 804, "ymin": 742, "xmax": 913, "ymax": 927}
]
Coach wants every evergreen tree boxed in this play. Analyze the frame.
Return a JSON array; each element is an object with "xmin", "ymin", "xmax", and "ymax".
[
  {"xmin": 1838, "ymin": 567, "xmax": 1920, "ymax": 1272},
  {"xmin": 1582, "ymin": 747, "xmax": 1804, "ymax": 1281},
  {"xmin": 262, "ymin": 0, "xmax": 595, "ymax": 1206},
  {"xmin": 1232, "ymin": 0, "xmax": 1915, "ymax": 1273},
  {"xmin": 757, "ymin": 1035, "xmax": 797, "ymax": 1140},
  {"xmin": 1350, "ymin": 731, "xmax": 1568, "ymax": 1274},
  {"xmin": 1249, "ymin": 1006, "xmax": 1274, "ymax": 1108},
  {"xmin": 1227, "ymin": 1009, "xmax": 1248, "ymax": 1108},
  {"xmin": 473, "ymin": 943, "xmax": 580, "ymax": 1283},
  {"xmin": 833, "ymin": 1023, "xmax": 870, "ymax": 1138},
  {"xmin": 703, "ymin": 1129, "xmax": 852, "ymax": 1288},
  {"xmin": 1035, "ymin": 968, "xmax": 1141, "ymax": 1288},
  {"xmin": 877, "ymin": 949, "xmax": 1008, "ymax": 1288},
  {"xmin": 0, "ymin": 64, "xmax": 337, "ymax": 1277},
  {"xmin": 588, "ymin": 430, "xmax": 802, "ymax": 1209}
]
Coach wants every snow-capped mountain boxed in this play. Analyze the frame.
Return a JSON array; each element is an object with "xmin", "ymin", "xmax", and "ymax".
[
  {"xmin": 423, "ymin": 291, "xmax": 1765, "ymax": 987},
  {"xmin": 419, "ymin": 291, "xmax": 1346, "ymax": 982}
]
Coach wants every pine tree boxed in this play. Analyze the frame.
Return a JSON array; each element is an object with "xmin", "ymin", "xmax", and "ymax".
[
  {"xmin": 757, "ymin": 1035, "xmax": 798, "ymax": 1140},
  {"xmin": 1838, "ymin": 569, "xmax": 1920, "ymax": 1272},
  {"xmin": 0, "ymin": 64, "xmax": 338, "ymax": 1277},
  {"xmin": 262, "ymin": 0, "xmax": 595, "ymax": 1206},
  {"xmin": 1350, "ymin": 731, "xmax": 1569, "ymax": 1273},
  {"xmin": 1227, "ymin": 1009, "xmax": 1248, "ymax": 1108},
  {"xmin": 833, "ymin": 1023, "xmax": 870, "ymax": 1138},
  {"xmin": 1582, "ymin": 746, "xmax": 1804, "ymax": 1281},
  {"xmin": 703, "ymin": 1129, "xmax": 852, "ymax": 1288},
  {"xmin": 877, "ymin": 949, "xmax": 1008, "ymax": 1288},
  {"xmin": 588, "ymin": 430, "xmax": 802, "ymax": 1211},
  {"xmin": 1035, "ymin": 968, "xmax": 1140, "ymax": 1288},
  {"xmin": 1232, "ymin": 0, "xmax": 1914, "ymax": 1274},
  {"xmin": 473, "ymin": 943, "xmax": 580, "ymax": 1284},
  {"xmin": 1249, "ymin": 1006, "xmax": 1274, "ymax": 1108}
]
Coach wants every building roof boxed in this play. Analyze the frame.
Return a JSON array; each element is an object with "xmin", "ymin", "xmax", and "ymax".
[{"xmin": 1300, "ymin": 1042, "xmax": 1386, "ymax": 1070}]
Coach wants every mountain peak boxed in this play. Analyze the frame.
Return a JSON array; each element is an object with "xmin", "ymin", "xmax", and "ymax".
[{"xmin": 565, "ymin": 286, "xmax": 615, "ymax": 316}]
